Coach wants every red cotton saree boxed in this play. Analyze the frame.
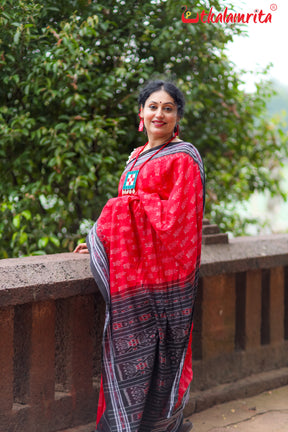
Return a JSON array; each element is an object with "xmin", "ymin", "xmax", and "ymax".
[{"xmin": 87, "ymin": 140, "xmax": 205, "ymax": 432}]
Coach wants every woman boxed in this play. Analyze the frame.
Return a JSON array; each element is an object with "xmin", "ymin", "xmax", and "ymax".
[{"xmin": 74, "ymin": 80, "xmax": 205, "ymax": 432}]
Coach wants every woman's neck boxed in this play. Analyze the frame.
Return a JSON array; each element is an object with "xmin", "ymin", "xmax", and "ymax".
[{"xmin": 145, "ymin": 133, "xmax": 180, "ymax": 150}]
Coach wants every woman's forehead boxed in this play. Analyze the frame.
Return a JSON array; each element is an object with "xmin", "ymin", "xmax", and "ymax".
[{"xmin": 145, "ymin": 90, "xmax": 176, "ymax": 105}]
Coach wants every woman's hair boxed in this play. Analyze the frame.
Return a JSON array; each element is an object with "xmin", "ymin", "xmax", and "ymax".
[{"xmin": 138, "ymin": 80, "xmax": 185, "ymax": 118}]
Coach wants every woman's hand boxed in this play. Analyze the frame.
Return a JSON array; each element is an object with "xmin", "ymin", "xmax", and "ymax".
[{"xmin": 73, "ymin": 243, "xmax": 89, "ymax": 254}]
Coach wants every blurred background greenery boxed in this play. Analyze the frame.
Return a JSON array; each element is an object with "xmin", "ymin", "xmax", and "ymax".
[{"xmin": 0, "ymin": 0, "xmax": 287, "ymax": 258}]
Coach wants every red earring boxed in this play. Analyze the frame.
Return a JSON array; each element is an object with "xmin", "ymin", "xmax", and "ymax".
[
  {"xmin": 138, "ymin": 119, "xmax": 144, "ymax": 132},
  {"xmin": 175, "ymin": 124, "xmax": 180, "ymax": 136},
  {"xmin": 138, "ymin": 112, "xmax": 144, "ymax": 132}
]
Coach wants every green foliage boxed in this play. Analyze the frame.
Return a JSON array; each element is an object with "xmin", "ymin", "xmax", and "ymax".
[
  {"xmin": 0, "ymin": 0, "xmax": 287, "ymax": 257},
  {"xmin": 266, "ymin": 80, "xmax": 288, "ymax": 132}
]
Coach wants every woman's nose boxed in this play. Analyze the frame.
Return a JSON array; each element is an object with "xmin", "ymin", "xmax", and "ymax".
[{"xmin": 155, "ymin": 107, "xmax": 164, "ymax": 117}]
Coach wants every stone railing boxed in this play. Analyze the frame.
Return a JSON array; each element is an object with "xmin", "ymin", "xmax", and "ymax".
[{"xmin": 1, "ymin": 233, "xmax": 288, "ymax": 431}]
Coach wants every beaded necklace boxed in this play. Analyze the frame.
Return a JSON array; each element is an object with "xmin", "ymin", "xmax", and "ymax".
[{"xmin": 122, "ymin": 133, "xmax": 177, "ymax": 195}]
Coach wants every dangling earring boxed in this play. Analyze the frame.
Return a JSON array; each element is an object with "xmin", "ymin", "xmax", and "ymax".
[
  {"xmin": 138, "ymin": 112, "xmax": 144, "ymax": 132},
  {"xmin": 175, "ymin": 123, "xmax": 180, "ymax": 136},
  {"xmin": 138, "ymin": 118, "xmax": 144, "ymax": 132}
]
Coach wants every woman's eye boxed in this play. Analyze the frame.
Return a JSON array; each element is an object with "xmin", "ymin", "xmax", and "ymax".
[{"xmin": 148, "ymin": 105, "xmax": 173, "ymax": 111}]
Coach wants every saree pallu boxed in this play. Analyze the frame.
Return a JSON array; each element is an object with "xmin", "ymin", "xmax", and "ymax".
[{"xmin": 87, "ymin": 141, "xmax": 205, "ymax": 432}]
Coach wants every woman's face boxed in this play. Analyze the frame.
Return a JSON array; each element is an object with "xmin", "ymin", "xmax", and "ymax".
[{"xmin": 140, "ymin": 89, "xmax": 179, "ymax": 140}]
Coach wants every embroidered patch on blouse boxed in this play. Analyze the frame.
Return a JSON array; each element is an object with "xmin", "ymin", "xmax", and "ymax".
[{"xmin": 122, "ymin": 170, "xmax": 139, "ymax": 194}]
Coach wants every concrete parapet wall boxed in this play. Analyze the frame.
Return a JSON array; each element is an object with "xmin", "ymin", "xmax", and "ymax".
[{"xmin": 1, "ymin": 234, "xmax": 288, "ymax": 431}]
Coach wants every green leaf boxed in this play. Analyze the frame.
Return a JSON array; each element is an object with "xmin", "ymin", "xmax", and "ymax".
[
  {"xmin": 22, "ymin": 210, "xmax": 32, "ymax": 220},
  {"xmin": 19, "ymin": 232, "xmax": 28, "ymax": 245},
  {"xmin": 38, "ymin": 237, "xmax": 49, "ymax": 248},
  {"xmin": 50, "ymin": 236, "xmax": 60, "ymax": 247},
  {"xmin": 13, "ymin": 29, "xmax": 21, "ymax": 45},
  {"xmin": 13, "ymin": 215, "xmax": 21, "ymax": 229},
  {"xmin": 31, "ymin": 250, "xmax": 46, "ymax": 256}
]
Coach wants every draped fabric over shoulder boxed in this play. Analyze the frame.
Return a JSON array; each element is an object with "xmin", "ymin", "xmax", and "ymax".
[{"xmin": 87, "ymin": 140, "xmax": 205, "ymax": 432}]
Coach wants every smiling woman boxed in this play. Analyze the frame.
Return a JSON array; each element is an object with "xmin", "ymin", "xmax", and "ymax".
[
  {"xmin": 74, "ymin": 80, "xmax": 205, "ymax": 432},
  {"xmin": 139, "ymin": 89, "xmax": 180, "ymax": 149},
  {"xmin": 138, "ymin": 80, "xmax": 185, "ymax": 145}
]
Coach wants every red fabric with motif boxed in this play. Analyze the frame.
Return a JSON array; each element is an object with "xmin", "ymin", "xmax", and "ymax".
[{"xmin": 97, "ymin": 150, "xmax": 203, "ymax": 289}]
